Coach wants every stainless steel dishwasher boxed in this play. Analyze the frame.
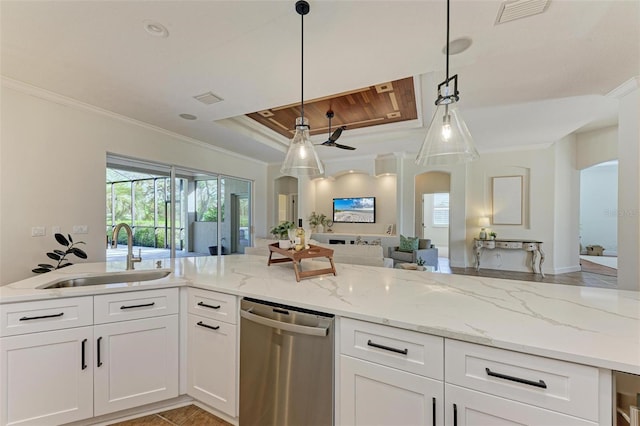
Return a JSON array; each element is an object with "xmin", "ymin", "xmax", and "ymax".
[{"xmin": 239, "ymin": 297, "xmax": 334, "ymax": 426}]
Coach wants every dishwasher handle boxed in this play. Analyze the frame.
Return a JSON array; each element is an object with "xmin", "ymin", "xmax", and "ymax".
[{"xmin": 240, "ymin": 308, "xmax": 329, "ymax": 337}]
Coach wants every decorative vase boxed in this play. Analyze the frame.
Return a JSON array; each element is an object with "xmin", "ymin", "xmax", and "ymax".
[
  {"xmin": 316, "ymin": 224, "xmax": 324, "ymax": 233},
  {"xmin": 278, "ymin": 239, "xmax": 291, "ymax": 249}
]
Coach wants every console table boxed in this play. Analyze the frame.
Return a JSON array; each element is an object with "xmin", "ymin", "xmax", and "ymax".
[{"xmin": 473, "ymin": 239, "xmax": 545, "ymax": 277}]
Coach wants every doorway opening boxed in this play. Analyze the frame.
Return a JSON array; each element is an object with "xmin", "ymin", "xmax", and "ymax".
[
  {"xmin": 416, "ymin": 171, "xmax": 451, "ymax": 271},
  {"xmin": 579, "ymin": 160, "xmax": 618, "ymax": 275}
]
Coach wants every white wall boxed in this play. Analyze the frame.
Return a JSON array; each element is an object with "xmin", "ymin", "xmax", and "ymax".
[
  {"xmin": 553, "ymin": 136, "xmax": 581, "ymax": 273},
  {"xmin": 616, "ymin": 81, "xmax": 640, "ymax": 291},
  {"xmin": 313, "ymin": 173, "xmax": 396, "ymax": 235},
  {"xmin": 580, "ymin": 162, "xmax": 618, "ymax": 255},
  {"xmin": 576, "ymin": 126, "xmax": 618, "ymax": 170},
  {"xmin": 0, "ymin": 82, "xmax": 267, "ymax": 285}
]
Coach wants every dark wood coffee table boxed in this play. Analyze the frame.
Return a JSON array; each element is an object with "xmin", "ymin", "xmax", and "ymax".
[{"xmin": 268, "ymin": 243, "xmax": 337, "ymax": 282}]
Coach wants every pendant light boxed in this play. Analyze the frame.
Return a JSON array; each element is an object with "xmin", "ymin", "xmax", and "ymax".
[
  {"xmin": 416, "ymin": 0, "xmax": 479, "ymax": 166},
  {"xmin": 280, "ymin": 0, "xmax": 324, "ymax": 177}
]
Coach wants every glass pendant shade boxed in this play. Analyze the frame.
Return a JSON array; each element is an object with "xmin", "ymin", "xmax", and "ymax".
[
  {"xmin": 416, "ymin": 99, "xmax": 479, "ymax": 166},
  {"xmin": 280, "ymin": 117, "xmax": 324, "ymax": 177}
]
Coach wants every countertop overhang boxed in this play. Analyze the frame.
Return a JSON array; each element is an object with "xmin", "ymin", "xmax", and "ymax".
[{"xmin": 1, "ymin": 255, "xmax": 639, "ymax": 375}]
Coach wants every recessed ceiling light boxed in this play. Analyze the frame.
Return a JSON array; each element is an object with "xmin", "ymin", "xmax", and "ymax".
[
  {"xmin": 143, "ymin": 20, "xmax": 169, "ymax": 38},
  {"xmin": 179, "ymin": 113, "xmax": 197, "ymax": 120},
  {"xmin": 442, "ymin": 37, "xmax": 473, "ymax": 55}
]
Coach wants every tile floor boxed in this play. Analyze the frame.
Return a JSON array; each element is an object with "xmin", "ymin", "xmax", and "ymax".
[{"xmin": 109, "ymin": 405, "xmax": 232, "ymax": 426}]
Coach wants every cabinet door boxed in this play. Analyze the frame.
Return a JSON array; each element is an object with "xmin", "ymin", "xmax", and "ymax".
[
  {"xmin": 187, "ymin": 313, "xmax": 237, "ymax": 417},
  {"xmin": 444, "ymin": 384, "xmax": 597, "ymax": 426},
  {"xmin": 340, "ymin": 355, "xmax": 444, "ymax": 426},
  {"xmin": 93, "ymin": 315, "xmax": 179, "ymax": 416},
  {"xmin": 0, "ymin": 327, "xmax": 93, "ymax": 426}
]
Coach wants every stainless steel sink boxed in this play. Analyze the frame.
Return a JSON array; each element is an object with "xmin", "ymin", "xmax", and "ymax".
[{"xmin": 40, "ymin": 270, "xmax": 171, "ymax": 289}]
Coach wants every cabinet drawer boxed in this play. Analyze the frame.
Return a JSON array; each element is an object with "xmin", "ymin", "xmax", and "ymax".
[
  {"xmin": 94, "ymin": 288, "xmax": 178, "ymax": 324},
  {"xmin": 188, "ymin": 288, "xmax": 237, "ymax": 324},
  {"xmin": 445, "ymin": 339, "xmax": 600, "ymax": 421},
  {"xmin": 0, "ymin": 296, "xmax": 93, "ymax": 336},
  {"xmin": 496, "ymin": 241, "xmax": 523, "ymax": 249},
  {"xmin": 340, "ymin": 317, "xmax": 443, "ymax": 380}
]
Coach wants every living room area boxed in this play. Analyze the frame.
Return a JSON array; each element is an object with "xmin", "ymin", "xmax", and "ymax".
[{"xmin": 266, "ymin": 120, "xmax": 631, "ymax": 290}]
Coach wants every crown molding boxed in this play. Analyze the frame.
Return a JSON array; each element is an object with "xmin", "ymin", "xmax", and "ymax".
[
  {"xmin": 607, "ymin": 76, "xmax": 640, "ymax": 99},
  {"xmin": 1, "ymin": 76, "xmax": 267, "ymax": 166}
]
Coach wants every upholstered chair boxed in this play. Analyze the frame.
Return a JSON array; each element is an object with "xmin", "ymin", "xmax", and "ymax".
[{"xmin": 389, "ymin": 238, "xmax": 439, "ymax": 270}]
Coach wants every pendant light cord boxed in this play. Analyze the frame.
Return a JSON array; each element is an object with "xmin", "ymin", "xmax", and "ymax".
[
  {"xmin": 300, "ymin": 9, "xmax": 305, "ymax": 121},
  {"xmin": 445, "ymin": 0, "xmax": 450, "ymax": 83}
]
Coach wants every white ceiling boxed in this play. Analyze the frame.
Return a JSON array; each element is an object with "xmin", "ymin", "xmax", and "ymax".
[{"xmin": 1, "ymin": 0, "xmax": 638, "ymax": 164}]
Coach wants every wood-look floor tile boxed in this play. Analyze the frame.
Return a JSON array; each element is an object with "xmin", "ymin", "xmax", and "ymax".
[
  {"xmin": 157, "ymin": 405, "xmax": 201, "ymax": 425},
  {"xmin": 184, "ymin": 408, "xmax": 233, "ymax": 426},
  {"xmin": 109, "ymin": 414, "xmax": 172, "ymax": 426}
]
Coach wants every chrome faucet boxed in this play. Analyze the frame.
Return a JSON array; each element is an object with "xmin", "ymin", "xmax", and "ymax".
[{"xmin": 111, "ymin": 223, "xmax": 141, "ymax": 270}]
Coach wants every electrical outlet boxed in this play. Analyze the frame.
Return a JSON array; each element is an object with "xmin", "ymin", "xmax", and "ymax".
[
  {"xmin": 73, "ymin": 225, "xmax": 88, "ymax": 234},
  {"xmin": 31, "ymin": 226, "xmax": 46, "ymax": 237}
]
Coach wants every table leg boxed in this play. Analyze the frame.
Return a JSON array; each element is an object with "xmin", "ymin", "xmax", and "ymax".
[
  {"xmin": 538, "ymin": 243, "xmax": 545, "ymax": 278},
  {"xmin": 474, "ymin": 245, "xmax": 482, "ymax": 271}
]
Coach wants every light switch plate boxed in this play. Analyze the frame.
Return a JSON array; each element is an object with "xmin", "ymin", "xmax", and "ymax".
[
  {"xmin": 31, "ymin": 226, "xmax": 46, "ymax": 237},
  {"xmin": 73, "ymin": 225, "xmax": 88, "ymax": 234}
]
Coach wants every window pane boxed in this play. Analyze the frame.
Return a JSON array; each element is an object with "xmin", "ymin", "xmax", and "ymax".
[
  {"xmin": 133, "ymin": 179, "xmax": 155, "ymax": 227},
  {"xmin": 433, "ymin": 193, "xmax": 449, "ymax": 226},
  {"xmin": 113, "ymin": 182, "xmax": 132, "ymax": 222},
  {"xmin": 195, "ymin": 179, "xmax": 218, "ymax": 222}
]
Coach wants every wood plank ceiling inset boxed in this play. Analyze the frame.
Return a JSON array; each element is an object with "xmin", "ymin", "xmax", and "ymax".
[{"xmin": 246, "ymin": 77, "xmax": 417, "ymax": 138}]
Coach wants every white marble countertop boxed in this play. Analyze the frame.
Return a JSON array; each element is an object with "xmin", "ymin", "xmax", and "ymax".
[{"xmin": 2, "ymin": 255, "xmax": 639, "ymax": 375}]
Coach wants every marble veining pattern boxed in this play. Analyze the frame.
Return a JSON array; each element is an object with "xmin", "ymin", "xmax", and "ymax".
[{"xmin": 1, "ymin": 255, "xmax": 639, "ymax": 374}]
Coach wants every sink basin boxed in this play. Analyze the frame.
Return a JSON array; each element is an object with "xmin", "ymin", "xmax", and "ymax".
[{"xmin": 40, "ymin": 270, "xmax": 171, "ymax": 289}]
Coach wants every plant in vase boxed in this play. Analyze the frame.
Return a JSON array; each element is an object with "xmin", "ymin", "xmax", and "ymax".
[
  {"xmin": 490, "ymin": 232, "xmax": 497, "ymax": 240},
  {"xmin": 308, "ymin": 212, "xmax": 327, "ymax": 233},
  {"xmin": 270, "ymin": 221, "xmax": 295, "ymax": 248},
  {"xmin": 416, "ymin": 256, "xmax": 426, "ymax": 271}
]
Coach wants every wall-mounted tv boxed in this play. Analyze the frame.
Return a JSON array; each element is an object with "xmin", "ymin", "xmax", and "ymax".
[{"xmin": 333, "ymin": 197, "xmax": 376, "ymax": 223}]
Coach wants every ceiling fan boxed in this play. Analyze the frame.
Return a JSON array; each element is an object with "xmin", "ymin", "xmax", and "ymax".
[{"xmin": 317, "ymin": 110, "xmax": 355, "ymax": 150}]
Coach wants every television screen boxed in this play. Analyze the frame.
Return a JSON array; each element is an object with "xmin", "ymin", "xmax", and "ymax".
[{"xmin": 333, "ymin": 197, "xmax": 376, "ymax": 223}]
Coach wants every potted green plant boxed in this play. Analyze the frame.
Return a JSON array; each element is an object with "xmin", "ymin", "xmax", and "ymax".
[
  {"xmin": 416, "ymin": 256, "xmax": 426, "ymax": 271},
  {"xmin": 490, "ymin": 231, "xmax": 497, "ymax": 240},
  {"xmin": 308, "ymin": 212, "xmax": 327, "ymax": 233},
  {"xmin": 270, "ymin": 221, "xmax": 295, "ymax": 248}
]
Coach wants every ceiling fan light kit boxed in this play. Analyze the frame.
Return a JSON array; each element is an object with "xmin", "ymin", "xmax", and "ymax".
[
  {"xmin": 416, "ymin": 0, "xmax": 479, "ymax": 166},
  {"xmin": 280, "ymin": 0, "xmax": 324, "ymax": 177}
]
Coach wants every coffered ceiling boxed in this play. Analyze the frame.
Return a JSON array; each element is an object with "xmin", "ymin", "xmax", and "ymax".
[
  {"xmin": 246, "ymin": 77, "xmax": 418, "ymax": 138},
  {"xmin": 1, "ymin": 1, "xmax": 638, "ymax": 164}
]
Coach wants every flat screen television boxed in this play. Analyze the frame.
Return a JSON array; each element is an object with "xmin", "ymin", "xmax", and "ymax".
[{"xmin": 333, "ymin": 197, "xmax": 376, "ymax": 223}]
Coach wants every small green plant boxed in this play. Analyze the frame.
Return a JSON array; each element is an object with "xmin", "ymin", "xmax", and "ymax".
[
  {"xmin": 308, "ymin": 212, "xmax": 327, "ymax": 227},
  {"xmin": 270, "ymin": 221, "xmax": 295, "ymax": 239},
  {"xmin": 416, "ymin": 256, "xmax": 425, "ymax": 266},
  {"xmin": 490, "ymin": 231, "xmax": 497, "ymax": 239},
  {"xmin": 32, "ymin": 233, "xmax": 88, "ymax": 274}
]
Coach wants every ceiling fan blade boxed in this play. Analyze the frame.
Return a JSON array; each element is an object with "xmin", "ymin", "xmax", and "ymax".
[
  {"xmin": 328, "ymin": 126, "xmax": 346, "ymax": 142},
  {"xmin": 334, "ymin": 143, "xmax": 356, "ymax": 150}
]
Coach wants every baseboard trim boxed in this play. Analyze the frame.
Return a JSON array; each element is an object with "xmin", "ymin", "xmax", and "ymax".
[
  {"xmin": 553, "ymin": 266, "xmax": 582, "ymax": 274},
  {"xmin": 65, "ymin": 395, "xmax": 194, "ymax": 426}
]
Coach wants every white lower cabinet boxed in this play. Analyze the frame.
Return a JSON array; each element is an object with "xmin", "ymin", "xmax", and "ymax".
[
  {"xmin": 340, "ymin": 355, "xmax": 444, "ymax": 426},
  {"xmin": 0, "ymin": 326, "xmax": 94, "ymax": 426},
  {"xmin": 186, "ymin": 314, "xmax": 237, "ymax": 416},
  {"xmin": 0, "ymin": 288, "xmax": 180, "ymax": 425},
  {"xmin": 444, "ymin": 384, "xmax": 597, "ymax": 426},
  {"xmin": 93, "ymin": 315, "xmax": 179, "ymax": 416},
  {"xmin": 186, "ymin": 288, "xmax": 238, "ymax": 417}
]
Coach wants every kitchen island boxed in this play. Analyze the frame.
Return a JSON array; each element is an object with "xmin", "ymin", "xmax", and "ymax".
[{"xmin": 1, "ymin": 254, "xmax": 639, "ymax": 425}]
